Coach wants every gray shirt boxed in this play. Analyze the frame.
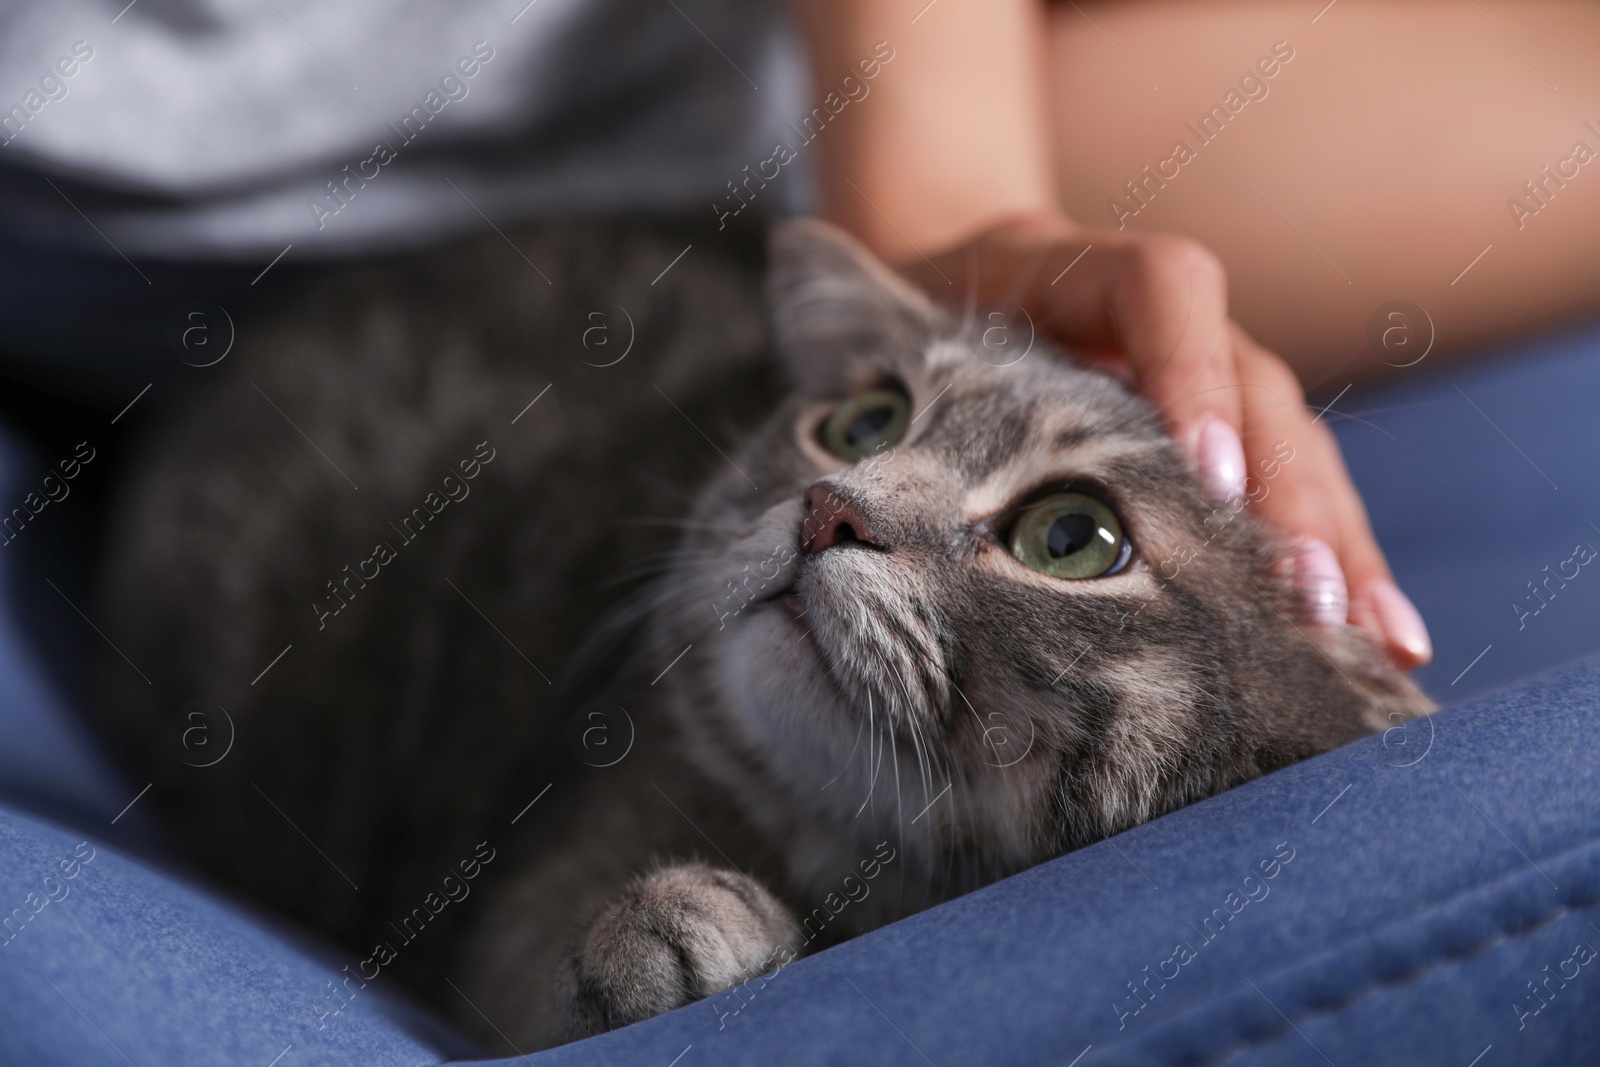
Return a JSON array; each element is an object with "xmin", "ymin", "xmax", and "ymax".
[{"xmin": 0, "ymin": 0, "xmax": 807, "ymax": 261}]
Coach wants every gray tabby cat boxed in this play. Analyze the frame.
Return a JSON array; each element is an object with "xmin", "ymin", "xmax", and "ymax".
[{"xmin": 95, "ymin": 217, "xmax": 1431, "ymax": 1052}]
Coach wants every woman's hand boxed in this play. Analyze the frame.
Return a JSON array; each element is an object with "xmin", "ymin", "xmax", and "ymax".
[{"xmin": 894, "ymin": 211, "xmax": 1431, "ymax": 668}]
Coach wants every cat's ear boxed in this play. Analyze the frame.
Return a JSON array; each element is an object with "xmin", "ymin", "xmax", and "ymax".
[{"xmin": 767, "ymin": 218, "xmax": 944, "ymax": 394}]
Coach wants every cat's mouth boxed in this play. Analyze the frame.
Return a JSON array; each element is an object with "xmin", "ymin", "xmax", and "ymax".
[
  {"xmin": 773, "ymin": 590, "xmax": 806, "ymax": 621},
  {"xmin": 751, "ymin": 575, "xmax": 805, "ymax": 620}
]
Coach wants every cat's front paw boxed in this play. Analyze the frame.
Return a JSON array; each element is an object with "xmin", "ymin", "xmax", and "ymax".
[{"xmin": 553, "ymin": 862, "xmax": 797, "ymax": 1040}]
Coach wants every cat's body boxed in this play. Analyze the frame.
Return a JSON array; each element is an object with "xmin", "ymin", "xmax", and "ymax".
[{"xmin": 94, "ymin": 218, "xmax": 1430, "ymax": 1051}]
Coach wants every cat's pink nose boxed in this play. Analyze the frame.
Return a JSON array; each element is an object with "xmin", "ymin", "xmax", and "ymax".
[{"xmin": 800, "ymin": 484, "xmax": 879, "ymax": 555}]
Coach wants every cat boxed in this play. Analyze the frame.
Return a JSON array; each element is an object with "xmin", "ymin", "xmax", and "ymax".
[{"xmin": 94, "ymin": 216, "xmax": 1431, "ymax": 1052}]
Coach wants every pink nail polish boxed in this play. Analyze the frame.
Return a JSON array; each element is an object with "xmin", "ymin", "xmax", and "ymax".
[
  {"xmin": 1195, "ymin": 418, "xmax": 1246, "ymax": 502},
  {"xmin": 1293, "ymin": 538, "xmax": 1348, "ymax": 627},
  {"xmin": 1367, "ymin": 579, "xmax": 1432, "ymax": 666}
]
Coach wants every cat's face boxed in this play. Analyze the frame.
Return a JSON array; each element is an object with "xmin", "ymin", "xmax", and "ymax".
[{"xmin": 664, "ymin": 221, "xmax": 1426, "ymax": 896}]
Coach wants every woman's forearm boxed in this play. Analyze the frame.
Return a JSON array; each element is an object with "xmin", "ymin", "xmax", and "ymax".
[{"xmin": 791, "ymin": 0, "xmax": 1061, "ymax": 262}]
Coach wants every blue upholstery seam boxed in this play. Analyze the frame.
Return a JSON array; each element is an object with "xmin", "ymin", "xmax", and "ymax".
[{"xmin": 1133, "ymin": 834, "xmax": 1600, "ymax": 1066}]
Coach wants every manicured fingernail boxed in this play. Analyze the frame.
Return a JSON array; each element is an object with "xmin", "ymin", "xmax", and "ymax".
[
  {"xmin": 1293, "ymin": 537, "xmax": 1348, "ymax": 627},
  {"xmin": 1366, "ymin": 579, "xmax": 1432, "ymax": 667},
  {"xmin": 1195, "ymin": 417, "xmax": 1246, "ymax": 501}
]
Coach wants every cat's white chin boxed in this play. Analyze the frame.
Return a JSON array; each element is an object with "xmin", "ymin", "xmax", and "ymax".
[
  {"xmin": 684, "ymin": 499, "xmax": 961, "ymax": 866},
  {"xmin": 790, "ymin": 547, "xmax": 949, "ymax": 730},
  {"xmin": 707, "ymin": 597, "xmax": 947, "ymax": 860}
]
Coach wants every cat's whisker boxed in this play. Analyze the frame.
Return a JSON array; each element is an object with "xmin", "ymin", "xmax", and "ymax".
[
  {"xmin": 909, "ymin": 718, "xmax": 944, "ymax": 900},
  {"xmin": 937, "ymin": 773, "xmax": 958, "ymax": 898},
  {"xmin": 853, "ymin": 690, "xmax": 881, "ymax": 820},
  {"xmin": 958, "ymin": 773, "xmax": 983, "ymax": 896},
  {"xmin": 820, "ymin": 710, "xmax": 866, "ymax": 792},
  {"xmin": 890, "ymin": 717, "xmax": 905, "ymax": 889},
  {"xmin": 892, "ymin": 663, "xmax": 935, "ymax": 806},
  {"xmin": 596, "ymin": 552, "xmax": 691, "ymax": 590},
  {"xmin": 616, "ymin": 516, "xmax": 746, "ymax": 536}
]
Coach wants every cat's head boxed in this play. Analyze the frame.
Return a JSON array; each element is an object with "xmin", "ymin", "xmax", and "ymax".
[{"xmin": 662, "ymin": 219, "xmax": 1429, "ymax": 896}]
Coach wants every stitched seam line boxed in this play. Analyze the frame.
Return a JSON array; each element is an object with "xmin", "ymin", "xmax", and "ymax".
[
  {"xmin": 1129, "ymin": 837, "xmax": 1600, "ymax": 1065},
  {"xmin": 1207, "ymin": 887, "xmax": 1600, "ymax": 1066}
]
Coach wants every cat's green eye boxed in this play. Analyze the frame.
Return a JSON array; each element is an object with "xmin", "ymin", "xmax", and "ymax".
[
  {"xmin": 820, "ymin": 388, "xmax": 910, "ymax": 462},
  {"xmin": 1008, "ymin": 492, "xmax": 1130, "ymax": 580}
]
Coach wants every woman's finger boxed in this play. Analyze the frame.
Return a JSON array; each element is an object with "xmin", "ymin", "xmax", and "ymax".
[{"xmin": 1231, "ymin": 326, "xmax": 1432, "ymax": 666}]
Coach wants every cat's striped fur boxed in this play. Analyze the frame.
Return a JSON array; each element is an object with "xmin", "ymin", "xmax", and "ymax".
[{"xmin": 95, "ymin": 218, "xmax": 1429, "ymax": 1053}]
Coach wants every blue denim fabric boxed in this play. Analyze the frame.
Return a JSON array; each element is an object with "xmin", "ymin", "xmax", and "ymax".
[
  {"xmin": 4, "ymin": 657, "xmax": 1594, "ymax": 1067},
  {"xmin": 0, "ymin": 809, "xmax": 466, "ymax": 1067},
  {"xmin": 0, "ymin": 425, "xmax": 163, "ymax": 853},
  {"xmin": 2, "ymin": 319, "xmax": 1598, "ymax": 1065}
]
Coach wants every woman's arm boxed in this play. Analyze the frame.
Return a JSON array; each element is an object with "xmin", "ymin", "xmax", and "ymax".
[{"xmin": 791, "ymin": 0, "xmax": 1056, "ymax": 255}]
